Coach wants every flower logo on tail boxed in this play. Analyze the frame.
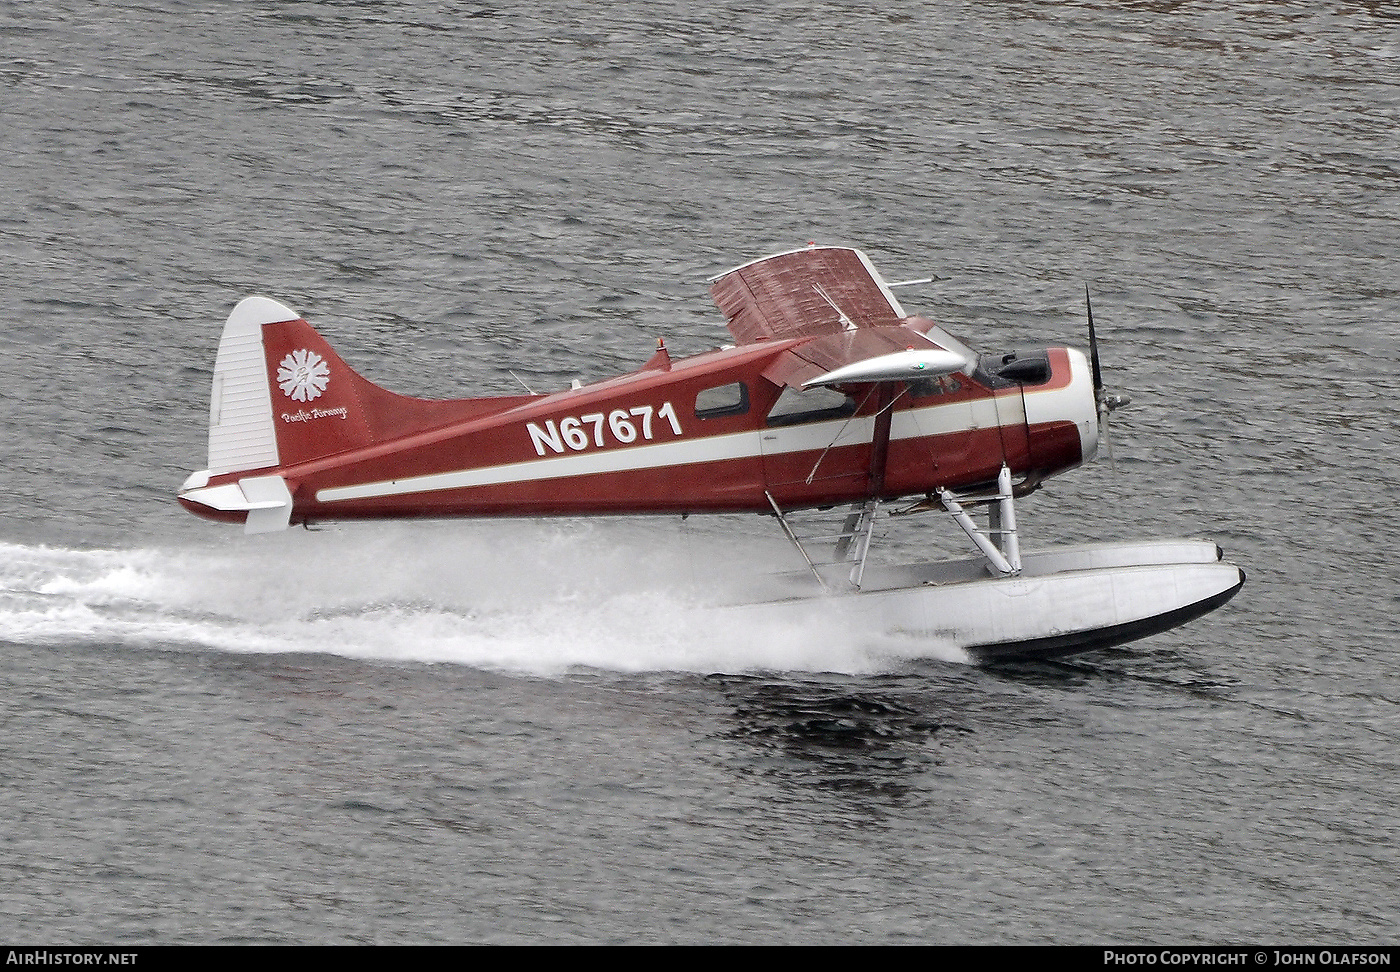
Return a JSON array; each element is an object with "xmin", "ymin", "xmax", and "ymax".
[{"xmin": 277, "ymin": 349, "xmax": 330, "ymax": 402}]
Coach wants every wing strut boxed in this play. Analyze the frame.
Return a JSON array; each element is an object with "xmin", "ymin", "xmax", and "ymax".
[{"xmin": 867, "ymin": 384, "xmax": 897, "ymax": 498}]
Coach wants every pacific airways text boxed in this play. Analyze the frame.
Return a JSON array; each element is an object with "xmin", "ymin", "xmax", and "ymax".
[{"xmin": 527, "ymin": 402, "xmax": 683, "ymax": 456}]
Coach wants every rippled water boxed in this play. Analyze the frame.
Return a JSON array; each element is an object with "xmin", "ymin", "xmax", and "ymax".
[{"xmin": 1, "ymin": 0, "xmax": 1397, "ymax": 944}]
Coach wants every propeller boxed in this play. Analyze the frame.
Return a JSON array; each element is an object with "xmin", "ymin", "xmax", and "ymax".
[{"xmin": 1084, "ymin": 285, "xmax": 1129, "ymax": 469}]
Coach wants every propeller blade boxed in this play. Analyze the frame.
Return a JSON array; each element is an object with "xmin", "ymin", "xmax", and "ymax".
[
  {"xmin": 1085, "ymin": 284, "xmax": 1104, "ymax": 395},
  {"xmin": 1084, "ymin": 284, "xmax": 1122, "ymax": 472}
]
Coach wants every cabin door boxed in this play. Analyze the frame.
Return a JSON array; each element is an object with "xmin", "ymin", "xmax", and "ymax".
[
  {"xmin": 895, "ymin": 376, "xmax": 977, "ymax": 485},
  {"xmin": 758, "ymin": 385, "xmax": 869, "ymax": 498}
]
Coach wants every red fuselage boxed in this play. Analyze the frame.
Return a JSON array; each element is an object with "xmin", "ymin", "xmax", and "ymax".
[
  {"xmin": 179, "ymin": 324, "xmax": 1097, "ymax": 527},
  {"xmin": 177, "ymin": 247, "xmax": 1100, "ymax": 532}
]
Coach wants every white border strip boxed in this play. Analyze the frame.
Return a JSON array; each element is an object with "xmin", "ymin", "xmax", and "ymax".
[{"xmin": 314, "ymin": 385, "xmax": 1067, "ymax": 505}]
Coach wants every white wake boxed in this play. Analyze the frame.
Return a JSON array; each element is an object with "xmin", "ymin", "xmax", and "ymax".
[{"xmin": 0, "ymin": 520, "xmax": 968, "ymax": 675}]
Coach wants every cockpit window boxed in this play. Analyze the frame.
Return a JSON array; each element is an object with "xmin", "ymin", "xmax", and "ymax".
[
  {"xmin": 695, "ymin": 382, "xmax": 749, "ymax": 419},
  {"xmin": 909, "ymin": 374, "xmax": 963, "ymax": 398},
  {"xmin": 766, "ymin": 385, "xmax": 857, "ymax": 427}
]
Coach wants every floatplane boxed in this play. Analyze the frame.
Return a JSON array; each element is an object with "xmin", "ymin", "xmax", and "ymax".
[{"xmin": 178, "ymin": 245, "xmax": 1243, "ymax": 662}]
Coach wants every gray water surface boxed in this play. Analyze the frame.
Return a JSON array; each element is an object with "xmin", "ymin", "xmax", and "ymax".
[{"xmin": 1, "ymin": 0, "xmax": 1396, "ymax": 944}]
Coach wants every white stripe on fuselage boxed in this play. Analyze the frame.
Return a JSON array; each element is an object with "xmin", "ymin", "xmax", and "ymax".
[{"xmin": 314, "ymin": 384, "xmax": 1066, "ymax": 504}]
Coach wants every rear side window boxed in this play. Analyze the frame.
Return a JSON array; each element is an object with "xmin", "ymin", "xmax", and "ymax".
[{"xmin": 695, "ymin": 382, "xmax": 749, "ymax": 419}]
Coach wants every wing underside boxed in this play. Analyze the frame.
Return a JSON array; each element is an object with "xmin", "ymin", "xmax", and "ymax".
[
  {"xmin": 709, "ymin": 246, "xmax": 908, "ymax": 345},
  {"xmin": 710, "ymin": 246, "xmax": 971, "ymax": 389}
]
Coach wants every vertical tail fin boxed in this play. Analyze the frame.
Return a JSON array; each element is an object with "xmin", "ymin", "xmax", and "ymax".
[
  {"xmin": 182, "ymin": 296, "xmax": 537, "ymax": 533},
  {"xmin": 253, "ymin": 305, "xmax": 386, "ymax": 470},
  {"xmin": 186, "ymin": 296, "xmax": 404, "ymax": 533},
  {"xmin": 209, "ymin": 296, "xmax": 396, "ymax": 474}
]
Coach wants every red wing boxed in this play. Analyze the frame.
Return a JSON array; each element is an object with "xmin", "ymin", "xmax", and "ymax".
[{"xmin": 709, "ymin": 246, "xmax": 908, "ymax": 345}]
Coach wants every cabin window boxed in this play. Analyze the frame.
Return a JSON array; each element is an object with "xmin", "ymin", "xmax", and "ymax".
[
  {"xmin": 695, "ymin": 382, "xmax": 750, "ymax": 419},
  {"xmin": 765, "ymin": 385, "xmax": 857, "ymax": 427},
  {"xmin": 909, "ymin": 374, "xmax": 963, "ymax": 398}
]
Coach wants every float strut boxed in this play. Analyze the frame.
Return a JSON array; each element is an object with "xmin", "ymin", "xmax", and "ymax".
[
  {"xmin": 766, "ymin": 491, "xmax": 832, "ymax": 594},
  {"xmin": 996, "ymin": 464, "xmax": 1022, "ymax": 572},
  {"xmin": 939, "ymin": 484, "xmax": 1018, "ymax": 577}
]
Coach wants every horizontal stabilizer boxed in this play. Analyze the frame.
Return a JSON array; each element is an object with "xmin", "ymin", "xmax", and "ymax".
[
  {"xmin": 179, "ymin": 474, "xmax": 294, "ymax": 534},
  {"xmin": 239, "ymin": 475, "xmax": 294, "ymax": 534}
]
